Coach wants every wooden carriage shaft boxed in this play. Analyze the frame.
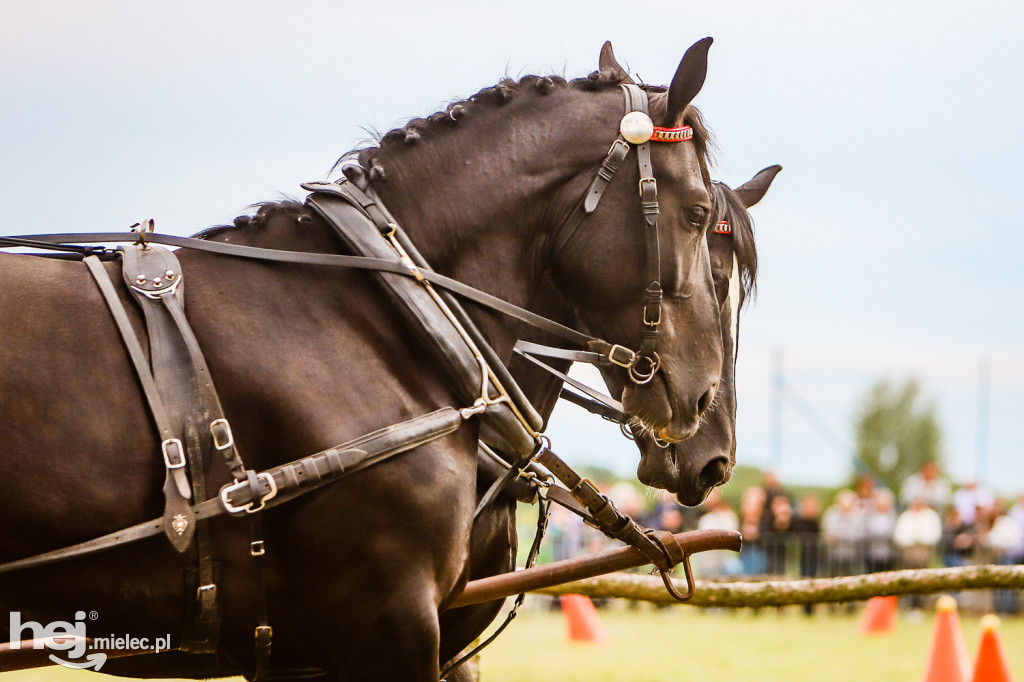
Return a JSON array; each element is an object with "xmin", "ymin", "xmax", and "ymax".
[{"xmin": 449, "ymin": 528, "xmax": 741, "ymax": 608}]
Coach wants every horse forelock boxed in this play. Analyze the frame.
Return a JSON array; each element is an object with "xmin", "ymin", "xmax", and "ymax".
[{"xmin": 712, "ymin": 182, "xmax": 758, "ymax": 305}]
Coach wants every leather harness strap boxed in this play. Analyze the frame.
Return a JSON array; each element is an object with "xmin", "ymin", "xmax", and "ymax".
[
  {"xmin": 0, "ymin": 407, "xmax": 464, "ymax": 575},
  {"xmin": 12, "ymin": 230, "xmax": 631, "ymax": 371},
  {"xmin": 83, "ymin": 255, "xmax": 196, "ymax": 550}
]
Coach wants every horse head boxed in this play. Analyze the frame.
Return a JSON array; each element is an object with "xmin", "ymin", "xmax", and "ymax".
[
  {"xmin": 544, "ymin": 39, "xmax": 725, "ymax": 446},
  {"xmin": 610, "ymin": 164, "xmax": 781, "ymax": 503},
  {"xmin": 360, "ymin": 40, "xmax": 725, "ymax": 488}
]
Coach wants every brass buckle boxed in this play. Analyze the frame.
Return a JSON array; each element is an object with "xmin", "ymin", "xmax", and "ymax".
[
  {"xmin": 643, "ymin": 304, "xmax": 661, "ymax": 327},
  {"xmin": 608, "ymin": 138, "xmax": 629, "ymax": 157},
  {"xmin": 638, "ymin": 176, "xmax": 657, "ymax": 197},
  {"xmin": 607, "ymin": 344, "xmax": 636, "ymax": 368},
  {"xmin": 161, "ymin": 438, "xmax": 186, "ymax": 470}
]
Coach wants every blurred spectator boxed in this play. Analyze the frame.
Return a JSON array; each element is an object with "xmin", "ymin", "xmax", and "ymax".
[
  {"xmin": 864, "ymin": 489, "xmax": 897, "ymax": 572},
  {"xmin": 758, "ymin": 470, "xmax": 789, "ymax": 535},
  {"xmin": 764, "ymin": 495, "xmax": 793, "ymax": 576},
  {"xmin": 899, "ymin": 460, "xmax": 951, "ymax": 512},
  {"xmin": 1008, "ymin": 494, "xmax": 1024, "ymax": 564},
  {"xmin": 657, "ymin": 506, "xmax": 687, "ymax": 534},
  {"xmin": 791, "ymin": 494, "xmax": 822, "ymax": 615},
  {"xmin": 855, "ymin": 473, "xmax": 877, "ymax": 512},
  {"xmin": 990, "ymin": 505, "xmax": 1024, "ymax": 556},
  {"xmin": 894, "ymin": 496, "xmax": 942, "ymax": 611},
  {"xmin": 739, "ymin": 486, "xmax": 766, "ymax": 575},
  {"xmin": 940, "ymin": 507, "xmax": 973, "ymax": 567},
  {"xmin": 549, "ymin": 504, "xmax": 584, "ymax": 562},
  {"xmin": 952, "ymin": 480, "xmax": 995, "ymax": 526},
  {"xmin": 694, "ymin": 489, "xmax": 742, "ymax": 577},
  {"xmin": 894, "ymin": 496, "xmax": 942, "ymax": 568},
  {"xmin": 822, "ymin": 490, "xmax": 865, "ymax": 577}
]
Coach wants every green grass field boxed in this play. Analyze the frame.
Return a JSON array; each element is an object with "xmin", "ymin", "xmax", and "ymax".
[
  {"xmin": 480, "ymin": 601, "xmax": 1024, "ymax": 681},
  {"xmin": 2, "ymin": 600, "xmax": 1021, "ymax": 681}
]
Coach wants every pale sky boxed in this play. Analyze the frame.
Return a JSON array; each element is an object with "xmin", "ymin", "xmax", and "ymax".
[{"xmin": 3, "ymin": 0, "xmax": 1022, "ymax": 494}]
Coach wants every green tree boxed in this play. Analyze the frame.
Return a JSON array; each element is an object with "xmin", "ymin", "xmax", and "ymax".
[{"xmin": 853, "ymin": 377, "xmax": 944, "ymax": 492}]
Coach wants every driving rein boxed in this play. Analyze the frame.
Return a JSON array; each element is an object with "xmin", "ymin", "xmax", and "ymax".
[{"xmin": 0, "ymin": 84, "xmax": 703, "ymax": 677}]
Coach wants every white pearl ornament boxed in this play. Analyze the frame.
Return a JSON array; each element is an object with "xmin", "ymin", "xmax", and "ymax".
[{"xmin": 619, "ymin": 111, "xmax": 654, "ymax": 144}]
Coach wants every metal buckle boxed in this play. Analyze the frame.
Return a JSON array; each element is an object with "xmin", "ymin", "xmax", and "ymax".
[
  {"xmin": 162, "ymin": 438, "xmax": 185, "ymax": 469},
  {"xmin": 250, "ymin": 540, "xmax": 266, "ymax": 557},
  {"xmin": 607, "ymin": 344, "xmax": 636, "ymax": 368},
  {"xmin": 643, "ymin": 304, "xmax": 661, "ymax": 327},
  {"xmin": 638, "ymin": 176, "xmax": 657, "ymax": 197},
  {"xmin": 608, "ymin": 138, "xmax": 629, "ymax": 157},
  {"xmin": 210, "ymin": 419, "xmax": 234, "ymax": 451},
  {"xmin": 196, "ymin": 583, "xmax": 217, "ymax": 601},
  {"xmin": 220, "ymin": 473, "xmax": 278, "ymax": 515}
]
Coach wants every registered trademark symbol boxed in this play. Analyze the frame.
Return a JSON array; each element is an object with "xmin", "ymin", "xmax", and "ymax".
[{"xmin": 89, "ymin": 611, "xmax": 99, "ymax": 620}]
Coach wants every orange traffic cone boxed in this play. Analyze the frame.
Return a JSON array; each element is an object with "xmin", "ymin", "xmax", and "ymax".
[
  {"xmin": 971, "ymin": 615, "xmax": 1015, "ymax": 682},
  {"xmin": 559, "ymin": 594, "xmax": 609, "ymax": 644},
  {"xmin": 859, "ymin": 595, "xmax": 898, "ymax": 635},
  {"xmin": 922, "ymin": 595, "xmax": 972, "ymax": 682}
]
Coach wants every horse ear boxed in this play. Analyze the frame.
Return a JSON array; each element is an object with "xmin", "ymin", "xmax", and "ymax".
[
  {"xmin": 599, "ymin": 41, "xmax": 634, "ymax": 84},
  {"xmin": 733, "ymin": 165, "xmax": 783, "ymax": 208},
  {"xmin": 666, "ymin": 37, "xmax": 713, "ymax": 125}
]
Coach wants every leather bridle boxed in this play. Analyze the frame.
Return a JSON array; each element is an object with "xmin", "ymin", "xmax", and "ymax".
[{"xmin": 544, "ymin": 84, "xmax": 698, "ymax": 385}]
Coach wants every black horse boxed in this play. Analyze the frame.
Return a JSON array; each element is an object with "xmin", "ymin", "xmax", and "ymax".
[
  {"xmin": 438, "ymin": 165, "xmax": 781, "ymax": 676},
  {"xmin": 1, "ymin": 42, "xmax": 725, "ymax": 680}
]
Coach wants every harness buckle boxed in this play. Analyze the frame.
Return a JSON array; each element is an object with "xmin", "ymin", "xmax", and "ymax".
[
  {"xmin": 162, "ymin": 438, "xmax": 186, "ymax": 470},
  {"xmin": 638, "ymin": 176, "xmax": 657, "ymax": 198},
  {"xmin": 210, "ymin": 419, "xmax": 235, "ymax": 451},
  {"xmin": 608, "ymin": 138, "xmax": 630, "ymax": 157},
  {"xmin": 220, "ymin": 473, "xmax": 279, "ymax": 515},
  {"xmin": 643, "ymin": 304, "xmax": 661, "ymax": 327},
  {"xmin": 196, "ymin": 583, "xmax": 217, "ymax": 601},
  {"xmin": 607, "ymin": 344, "xmax": 636, "ymax": 369}
]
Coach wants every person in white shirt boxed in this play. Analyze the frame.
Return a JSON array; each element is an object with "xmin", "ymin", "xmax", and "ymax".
[
  {"xmin": 899, "ymin": 460, "xmax": 951, "ymax": 511},
  {"xmin": 893, "ymin": 496, "xmax": 942, "ymax": 569},
  {"xmin": 952, "ymin": 479, "xmax": 995, "ymax": 526}
]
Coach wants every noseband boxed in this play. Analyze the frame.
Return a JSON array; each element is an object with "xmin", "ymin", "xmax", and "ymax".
[{"xmin": 550, "ymin": 84, "xmax": 696, "ymax": 385}]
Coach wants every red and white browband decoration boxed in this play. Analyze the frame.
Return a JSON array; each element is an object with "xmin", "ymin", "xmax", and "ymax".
[
  {"xmin": 619, "ymin": 111, "xmax": 693, "ymax": 145},
  {"xmin": 713, "ymin": 220, "xmax": 732, "ymax": 234}
]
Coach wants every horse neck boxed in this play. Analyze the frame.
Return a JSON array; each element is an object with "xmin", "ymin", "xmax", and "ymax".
[{"xmin": 366, "ymin": 89, "xmax": 621, "ymax": 355}]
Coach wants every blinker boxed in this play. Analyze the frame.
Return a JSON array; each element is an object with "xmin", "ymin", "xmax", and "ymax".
[{"xmin": 620, "ymin": 111, "xmax": 654, "ymax": 144}]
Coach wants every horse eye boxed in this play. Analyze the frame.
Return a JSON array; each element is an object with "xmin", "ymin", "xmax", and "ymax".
[{"xmin": 686, "ymin": 207, "xmax": 707, "ymax": 226}]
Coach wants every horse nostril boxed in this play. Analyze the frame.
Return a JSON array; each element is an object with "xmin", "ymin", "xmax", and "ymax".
[
  {"xmin": 698, "ymin": 456, "xmax": 730, "ymax": 491},
  {"xmin": 696, "ymin": 383, "xmax": 717, "ymax": 415}
]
